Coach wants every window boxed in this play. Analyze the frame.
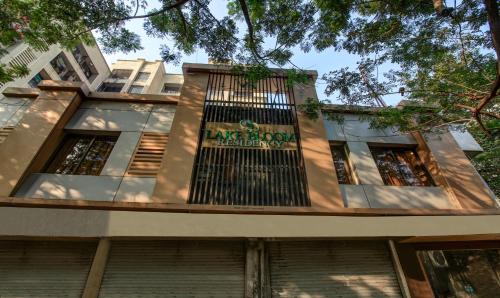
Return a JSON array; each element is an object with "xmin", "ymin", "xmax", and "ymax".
[
  {"xmin": 419, "ymin": 249, "xmax": 500, "ymax": 297},
  {"xmin": 371, "ymin": 147, "xmax": 434, "ymax": 186},
  {"xmin": 46, "ymin": 134, "xmax": 118, "ymax": 175},
  {"xmin": 135, "ymin": 72, "xmax": 150, "ymax": 81},
  {"xmin": 110, "ymin": 69, "xmax": 133, "ymax": 79},
  {"xmin": 28, "ymin": 70, "xmax": 50, "ymax": 88},
  {"xmin": 330, "ymin": 144, "xmax": 354, "ymax": 184},
  {"xmin": 72, "ymin": 44, "xmax": 99, "ymax": 82},
  {"xmin": 98, "ymin": 83, "xmax": 124, "ymax": 92},
  {"xmin": 128, "ymin": 85, "xmax": 144, "ymax": 94},
  {"xmin": 161, "ymin": 83, "xmax": 182, "ymax": 94},
  {"xmin": 50, "ymin": 53, "xmax": 81, "ymax": 82}
]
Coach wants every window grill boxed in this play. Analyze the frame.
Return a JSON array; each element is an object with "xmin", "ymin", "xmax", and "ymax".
[{"xmin": 188, "ymin": 72, "xmax": 310, "ymax": 206}]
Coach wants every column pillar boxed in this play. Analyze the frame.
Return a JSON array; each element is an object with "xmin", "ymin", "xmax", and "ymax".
[
  {"xmin": 152, "ymin": 71, "xmax": 209, "ymax": 203},
  {"xmin": 82, "ymin": 238, "xmax": 111, "ymax": 298},
  {"xmin": 292, "ymin": 81, "xmax": 343, "ymax": 208}
]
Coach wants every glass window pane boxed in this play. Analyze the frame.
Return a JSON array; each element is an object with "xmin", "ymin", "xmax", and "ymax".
[
  {"xmin": 419, "ymin": 249, "xmax": 500, "ymax": 297},
  {"xmin": 128, "ymin": 85, "xmax": 144, "ymax": 94},
  {"xmin": 330, "ymin": 145, "xmax": 353, "ymax": 184},
  {"xmin": 47, "ymin": 136, "xmax": 93, "ymax": 174},
  {"xmin": 46, "ymin": 135, "xmax": 117, "ymax": 175},
  {"xmin": 371, "ymin": 147, "xmax": 433, "ymax": 186},
  {"xmin": 75, "ymin": 136, "xmax": 117, "ymax": 175},
  {"xmin": 135, "ymin": 72, "xmax": 150, "ymax": 81}
]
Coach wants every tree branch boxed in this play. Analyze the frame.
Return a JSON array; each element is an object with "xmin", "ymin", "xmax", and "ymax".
[
  {"xmin": 237, "ymin": 0, "xmax": 267, "ymax": 62},
  {"xmin": 456, "ymin": 104, "xmax": 500, "ymax": 119},
  {"xmin": 74, "ymin": 0, "xmax": 191, "ymax": 37}
]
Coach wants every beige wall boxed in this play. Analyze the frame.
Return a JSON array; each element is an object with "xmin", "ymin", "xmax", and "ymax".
[
  {"xmin": 106, "ymin": 59, "xmax": 166, "ymax": 94},
  {"xmin": 293, "ymin": 83, "xmax": 343, "ymax": 208},
  {"xmin": 152, "ymin": 70, "xmax": 208, "ymax": 203},
  {"xmin": 0, "ymin": 87, "xmax": 81, "ymax": 196},
  {"xmin": 0, "ymin": 206, "xmax": 499, "ymax": 238}
]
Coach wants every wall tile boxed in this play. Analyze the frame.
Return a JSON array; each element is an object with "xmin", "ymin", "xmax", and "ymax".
[
  {"xmin": 101, "ymin": 132, "xmax": 141, "ymax": 176},
  {"xmin": 114, "ymin": 177, "xmax": 156, "ymax": 202},
  {"xmin": 363, "ymin": 185, "xmax": 454, "ymax": 209},
  {"xmin": 15, "ymin": 174, "xmax": 122, "ymax": 201},
  {"xmin": 143, "ymin": 112, "xmax": 175, "ymax": 133},
  {"xmin": 65, "ymin": 109, "xmax": 149, "ymax": 131}
]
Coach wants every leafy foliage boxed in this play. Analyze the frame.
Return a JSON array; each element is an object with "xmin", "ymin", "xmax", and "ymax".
[
  {"xmin": 469, "ymin": 120, "xmax": 500, "ymax": 197},
  {"xmin": 2, "ymin": 1, "xmax": 496, "ymax": 127},
  {"xmin": 0, "ymin": 0, "xmax": 498, "ymax": 186}
]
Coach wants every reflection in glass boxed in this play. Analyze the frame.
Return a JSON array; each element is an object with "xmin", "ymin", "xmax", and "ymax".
[
  {"xmin": 419, "ymin": 249, "xmax": 500, "ymax": 297},
  {"xmin": 371, "ymin": 147, "xmax": 433, "ymax": 186},
  {"xmin": 330, "ymin": 144, "xmax": 353, "ymax": 184},
  {"xmin": 47, "ymin": 134, "xmax": 118, "ymax": 175}
]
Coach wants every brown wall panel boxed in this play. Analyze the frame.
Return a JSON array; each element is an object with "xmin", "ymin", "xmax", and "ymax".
[
  {"xmin": 293, "ymin": 82, "xmax": 343, "ymax": 208},
  {"xmin": 152, "ymin": 73, "xmax": 208, "ymax": 203}
]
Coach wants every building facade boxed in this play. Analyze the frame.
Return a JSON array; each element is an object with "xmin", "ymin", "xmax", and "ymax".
[
  {"xmin": 0, "ymin": 40, "xmax": 110, "ymax": 140},
  {"xmin": 0, "ymin": 62, "xmax": 499, "ymax": 298}
]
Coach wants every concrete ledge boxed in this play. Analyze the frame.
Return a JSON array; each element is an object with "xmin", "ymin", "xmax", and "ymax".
[
  {"xmin": 182, "ymin": 63, "xmax": 319, "ymax": 80},
  {"xmin": 38, "ymin": 80, "xmax": 90, "ymax": 97},
  {"xmin": 1, "ymin": 206, "xmax": 500, "ymax": 238},
  {"xmin": 2, "ymin": 87, "xmax": 40, "ymax": 98},
  {"xmin": 1, "ymin": 196, "xmax": 499, "ymax": 216},
  {"xmin": 87, "ymin": 92, "xmax": 179, "ymax": 104}
]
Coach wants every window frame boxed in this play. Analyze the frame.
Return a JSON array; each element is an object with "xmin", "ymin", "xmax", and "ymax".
[
  {"xmin": 370, "ymin": 145, "xmax": 434, "ymax": 187},
  {"xmin": 161, "ymin": 83, "xmax": 182, "ymax": 94},
  {"xmin": 329, "ymin": 142, "xmax": 356, "ymax": 185},
  {"xmin": 135, "ymin": 72, "xmax": 151, "ymax": 82},
  {"xmin": 45, "ymin": 132, "xmax": 119, "ymax": 176},
  {"xmin": 128, "ymin": 85, "xmax": 144, "ymax": 94},
  {"xmin": 98, "ymin": 83, "xmax": 124, "ymax": 92}
]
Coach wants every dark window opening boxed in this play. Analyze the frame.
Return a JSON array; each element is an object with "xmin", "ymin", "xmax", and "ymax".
[
  {"xmin": 135, "ymin": 72, "xmax": 150, "ymax": 81},
  {"xmin": 128, "ymin": 85, "xmax": 144, "ymax": 94},
  {"xmin": 50, "ymin": 53, "xmax": 81, "ymax": 82},
  {"xmin": 72, "ymin": 44, "xmax": 99, "ymax": 82},
  {"xmin": 371, "ymin": 147, "xmax": 434, "ymax": 186},
  {"xmin": 162, "ymin": 83, "xmax": 182, "ymax": 94},
  {"xmin": 419, "ymin": 249, "xmax": 500, "ymax": 298},
  {"xmin": 330, "ymin": 144, "xmax": 354, "ymax": 185},
  {"xmin": 98, "ymin": 83, "xmax": 124, "ymax": 92},
  {"xmin": 110, "ymin": 69, "xmax": 133, "ymax": 79},
  {"xmin": 28, "ymin": 69, "xmax": 50, "ymax": 88},
  {"xmin": 46, "ymin": 134, "xmax": 118, "ymax": 175}
]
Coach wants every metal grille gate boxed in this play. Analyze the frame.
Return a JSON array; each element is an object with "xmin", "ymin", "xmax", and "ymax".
[{"xmin": 188, "ymin": 72, "xmax": 310, "ymax": 206}]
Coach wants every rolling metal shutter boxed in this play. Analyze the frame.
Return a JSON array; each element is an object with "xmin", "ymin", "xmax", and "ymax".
[
  {"xmin": 0, "ymin": 241, "xmax": 96, "ymax": 297},
  {"xmin": 269, "ymin": 241, "xmax": 402, "ymax": 298},
  {"xmin": 99, "ymin": 240, "xmax": 245, "ymax": 297}
]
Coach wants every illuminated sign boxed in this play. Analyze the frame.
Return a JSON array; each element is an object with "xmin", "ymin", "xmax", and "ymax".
[{"xmin": 203, "ymin": 120, "xmax": 297, "ymax": 149}]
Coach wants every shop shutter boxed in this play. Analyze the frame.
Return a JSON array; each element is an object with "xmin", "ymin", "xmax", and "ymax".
[
  {"xmin": 269, "ymin": 241, "xmax": 402, "ymax": 298},
  {"xmin": 126, "ymin": 132, "xmax": 168, "ymax": 177},
  {"xmin": 99, "ymin": 240, "xmax": 245, "ymax": 297},
  {"xmin": 0, "ymin": 241, "xmax": 96, "ymax": 297}
]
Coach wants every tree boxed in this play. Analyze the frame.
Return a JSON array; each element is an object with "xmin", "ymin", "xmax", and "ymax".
[{"xmin": 0, "ymin": 0, "xmax": 498, "ymax": 136}]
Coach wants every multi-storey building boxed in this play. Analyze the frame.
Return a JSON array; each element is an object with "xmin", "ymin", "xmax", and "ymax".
[
  {"xmin": 97, "ymin": 58, "xmax": 183, "ymax": 95},
  {"xmin": 0, "ymin": 61, "xmax": 498, "ymax": 298},
  {"xmin": 0, "ymin": 42, "xmax": 110, "ymax": 93},
  {"xmin": 0, "ymin": 41, "xmax": 110, "ymax": 141}
]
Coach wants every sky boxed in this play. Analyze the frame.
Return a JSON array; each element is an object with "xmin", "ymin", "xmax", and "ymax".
[{"xmin": 99, "ymin": 0, "xmax": 401, "ymax": 106}]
